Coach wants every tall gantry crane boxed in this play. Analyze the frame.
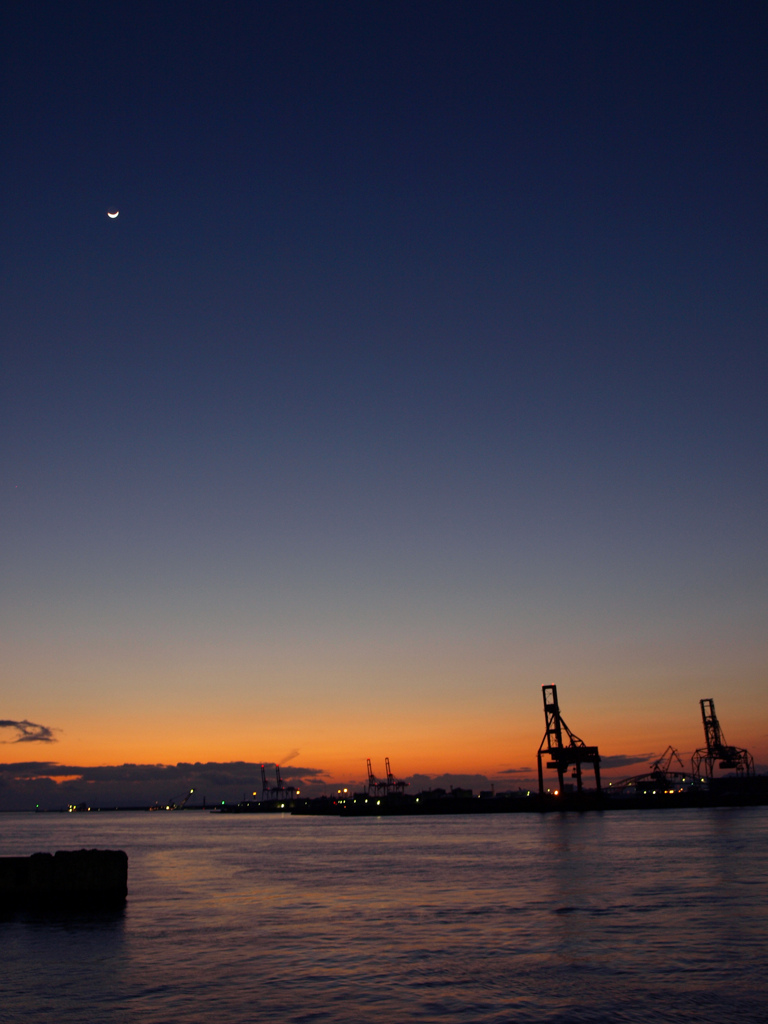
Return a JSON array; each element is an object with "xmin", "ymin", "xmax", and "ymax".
[
  {"xmin": 692, "ymin": 699, "xmax": 754, "ymax": 779},
  {"xmin": 537, "ymin": 685, "xmax": 602, "ymax": 796},
  {"xmin": 259, "ymin": 763, "xmax": 296, "ymax": 802},
  {"xmin": 385, "ymin": 757, "xmax": 409, "ymax": 795},
  {"xmin": 273, "ymin": 764, "xmax": 296, "ymax": 800}
]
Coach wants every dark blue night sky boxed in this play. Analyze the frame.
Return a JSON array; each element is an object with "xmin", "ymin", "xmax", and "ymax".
[{"xmin": 2, "ymin": 1, "xmax": 766, "ymax": 788}]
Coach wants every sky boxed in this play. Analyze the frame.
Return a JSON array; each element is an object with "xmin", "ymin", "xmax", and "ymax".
[{"xmin": 2, "ymin": 1, "xmax": 767, "ymax": 809}]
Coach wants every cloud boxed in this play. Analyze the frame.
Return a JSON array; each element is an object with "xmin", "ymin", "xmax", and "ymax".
[
  {"xmin": 501, "ymin": 754, "xmax": 657, "ymax": 774},
  {"xmin": 0, "ymin": 761, "xmax": 327, "ymax": 787},
  {"xmin": 0, "ymin": 719, "xmax": 56, "ymax": 743},
  {"xmin": 0, "ymin": 761, "xmax": 68, "ymax": 775},
  {"xmin": 0, "ymin": 761, "xmax": 330, "ymax": 810},
  {"xmin": 598, "ymin": 753, "xmax": 656, "ymax": 769},
  {"xmin": 407, "ymin": 773, "xmax": 497, "ymax": 793},
  {"xmin": 498, "ymin": 755, "xmax": 658, "ymax": 777}
]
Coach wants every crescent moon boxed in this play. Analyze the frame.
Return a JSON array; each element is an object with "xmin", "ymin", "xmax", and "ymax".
[{"xmin": 107, "ymin": 210, "xmax": 119, "ymax": 219}]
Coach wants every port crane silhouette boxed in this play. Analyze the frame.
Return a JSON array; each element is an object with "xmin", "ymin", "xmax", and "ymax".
[
  {"xmin": 366, "ymin": 758, "xmax": 408, "ymax": 797},
  {"xmin": 260, "ymin": 763, "xmax": 296, "ymax": 801},
  {"xmin": 385, "ymin": 757, "xmax": 408, "ymax": 795},
  {"xmin": 537, "ymin": 685, "xmax": 601, "ymax": 796},
  {"xmin": 692, "ymin": 699, "xmax": 753, "ymax": 779},
  {"xmin": 612, "ymin": 747, "xmax": 690, "ymax": 795}
]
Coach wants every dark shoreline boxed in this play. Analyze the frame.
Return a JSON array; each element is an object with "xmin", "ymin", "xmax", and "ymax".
[
  {"xmin": 219, "ymin": 775, "xmax": 768, "ymax": 817},
  {"xmin": 6, "ymin": 775, "xmax": 767, "ymax": 817}
]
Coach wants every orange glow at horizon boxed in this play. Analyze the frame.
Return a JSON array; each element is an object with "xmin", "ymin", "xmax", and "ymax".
[
  {"xmin": 5, "ymin": 710, "xmax": 766, "ymax": 785},
  {"xmin": 6, "ymin": 657, "xmax": 767, "ymax": 783}
]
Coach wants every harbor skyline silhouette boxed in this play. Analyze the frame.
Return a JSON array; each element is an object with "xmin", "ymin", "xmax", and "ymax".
[{"xmin": 3, "ymin": 687, "xmax": 763, "ymax": 812}]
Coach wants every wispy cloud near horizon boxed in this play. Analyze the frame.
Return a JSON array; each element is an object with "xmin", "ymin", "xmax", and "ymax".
[
  {"xmin": 500, "ymin": 754, "xmax": 658, "ymax": 775},
  {"xmin": 0, "ymin": 719, "xmax": 56, "ymax": 743},
  {"xmin": 0, "ymin": 760, "xmax": 326, "ymax": 783},
  {"xmin": 599, "ymin": 753, "xmax": 656, "ymax": 769}
]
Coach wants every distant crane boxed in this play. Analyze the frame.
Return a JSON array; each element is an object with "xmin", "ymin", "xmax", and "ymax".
[
  {"xmin": 650, "ymin": 746, "xmax": 685, "ymax": 777},
  {"xmin": 692, "ymin": 699, "xmax": 754, "ymax": 780},
  {"xmin": 612, "ymin": 747, "xmax": 691, "ymax": 795},
  {"xmin": 385, "ymin": 757, "xmax": 409, "ymax": 795},
  {"xmin": 272, "ymin": 764, "xmax": 296, "ymax": 801},
  {"xmin": 366, "ymin": 758, "xmax": 379, "ymax": 797},
  {"xmin": 537, "ymin": 685, "xmax": 601, "ymax": 796},
  {"xmin": 258, "ymin": 764, "xmax": 295, "ymax": 802},
  {"xmin": 260, "ymin": 764, "xmax": 270, "ymax": 802},
  {"xmin": 170, "ymin": 788, "xmax": 194, "ymax": 810}
]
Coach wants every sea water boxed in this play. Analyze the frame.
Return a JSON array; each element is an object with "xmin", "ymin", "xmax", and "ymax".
[{"xmin": 1, "ymin": 807, "xmax": 767, "ymax": 1024}]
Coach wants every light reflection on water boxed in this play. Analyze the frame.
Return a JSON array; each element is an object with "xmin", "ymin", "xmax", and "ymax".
[{"xmin": 1, "ymin": 808, "xmax": 767, "ymax": 1023}]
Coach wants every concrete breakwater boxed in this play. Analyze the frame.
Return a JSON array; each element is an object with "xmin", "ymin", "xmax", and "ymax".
[{"xmin": 0, "ymin": 849, "xmax": 127, "ymax": 907}]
